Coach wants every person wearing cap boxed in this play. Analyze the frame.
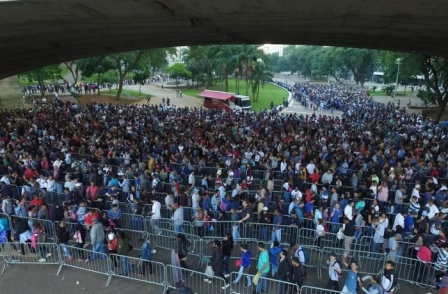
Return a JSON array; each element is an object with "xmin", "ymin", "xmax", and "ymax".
[
  {"xmin": 171, "ymin": 203, "xmax": 184, "ymax": 233},
  {"xmin": 412, "ymin": 184, "xmax": 421, "ymax": 199},
  {"xmin": 325, "ymin": 252, "xmax": 342, "ymax": 291},
  {"xmin": 107, "ymin": 230, "xmax": 119, "ymax": 268},
  {"xmin": 386, "ymin": 233, "xmax": 402, "ymax": 262},
  {"xmin": 87, "ymin": 218, "xmax": 105, "ymax": 263}
]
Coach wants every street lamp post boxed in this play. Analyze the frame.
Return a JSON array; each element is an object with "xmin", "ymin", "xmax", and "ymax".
[{"xmin": 393, "ymin": 58, "xmax": 402, "ymax": 101}]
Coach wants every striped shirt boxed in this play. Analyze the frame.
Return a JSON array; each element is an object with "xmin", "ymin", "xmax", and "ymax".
[
  {"xmin": 408, "ymin": 200, "xmax": 420, "ymax": 213},
  {"xmin": 435, "ymin": 248, "xmax": 448, "ymax": 271}
]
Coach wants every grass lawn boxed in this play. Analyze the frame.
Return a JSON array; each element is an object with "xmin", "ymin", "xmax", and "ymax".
[
  {"xmin": 181, "ymin": 79, "xmax": 288, "ymax": 111},
  {"xmin": 100, "ymin": 89, "xmax": 150, "ymax": 100},
  {"xmin": 367, "ymin": 90, "xmax": 407, "ymax": 97}
]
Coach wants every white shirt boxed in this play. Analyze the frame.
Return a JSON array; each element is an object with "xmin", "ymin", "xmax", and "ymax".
[
  {"xmin": 306, "ymin": 163, "xmax": 316, "ymax": 175},
  {"xmin": 291, "ymin": 189, "xmax": 302, "ymax": 199},
  {"xmin": 0, "ymin": 176, "xmax": 10, "ymax": 185},
  {"xmin": 151, "ymin": 201, "xmax": 161, "ymax": 219},
  {"xmin": 344, "ymin": 205, "xmax": 353, "ymax": 220},
  {"xmin": 53, "ymin": 159, "xmax": 62, "ymax": 168},
  {"xmin": 392, "ymin": 213, "xmax": 404, "ymax": 231},
  {"xmin": 412, "ymin": 188, "xmax": 420, "ymax": 199},
  {"xmin": 192, "ymin": 193, "xmax": 200, "ymax": 208},
  {"xmin": 46, "ymin": 179, "xmax": 55, "ymax": 192},
  {"xmin": 288, "ymin": 202, "xmax": 296, "ymax": 214},
  {"xmin": 280, "ymin": 162, "xmax": 287, "ymax": 172},
  {"xmin": 427, "ymin": 204, "xmax": 439, "ymax": 219}
]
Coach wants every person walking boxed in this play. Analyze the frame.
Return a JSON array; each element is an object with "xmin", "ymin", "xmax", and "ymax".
[
  {"xmin": 107, "ymin": 230, "xmax": 119, "ymax": 269},
  {"xmin": 291, "ymin": 256, "xmax": 307, "ymax": 292},
  {"xmin": 87, "ymin": 218, "xmax": 105, "ymax": 262},
  {"xmin": 176, "ymin": 233, "xmax": 191, "ymax": 270},
  {"xmin": 117, "ymin": 230, "xmax": 133, "ymax": 276},
  {"xmin": 222, "ymin": 234, "xmax": 234, "ymax": 278},
  {"xmin": 56, "ymin": 220, "xmax": 72, "ymax": 261},
  {"xmin": 204, "ymin": 240, "xmax": 230, "ymax": 289},
  {"xmin": 73, "ymin": 223, "xmax": 86, "ymax": 261},
  {"xmin": 139, "ymin": 237, "xmax": 154, "ymax": 276},
  {"xmin": 276, "ymin": 250, "xmax": 292, "ymax": 294},
  {"xmin": 232, "ymin": 243, "xmax": 252, "ymax": 287},
  {"xmin": 325, "ymin": 252, "xmax": 342, "ymax": 291},
  {"xmin": 269, "ymin": 241, "xmax": 283, "ymax": 277},
  {"xmin": 341, "ymin": 260, "xmax": 363, "ymax": 294},
  {"xmin": 255, "ymin": 242, "xmax": 270, "ymax": 294}
]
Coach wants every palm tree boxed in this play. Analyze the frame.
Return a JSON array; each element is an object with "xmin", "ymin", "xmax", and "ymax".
[
  {"xmin": 251, "ymin": 60, "xmax": 273, "ymax": 102},
  {"xmin": 237, "ymin": 45, "xmax": 265, "ymax": 96}
]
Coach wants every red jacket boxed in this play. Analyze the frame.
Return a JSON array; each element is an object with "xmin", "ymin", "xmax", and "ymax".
[{"xmin": 417, "ymin": 245, "xmax": 432, "ymax": 263}]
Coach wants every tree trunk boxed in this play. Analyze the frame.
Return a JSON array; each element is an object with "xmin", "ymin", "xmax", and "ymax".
[
  {"xmin": 39, "ymin": 82, "xmax": 45, "ymax": 97},
  {"xmin": 435, "ymin": 99, "xmax": 448, "ymax": 123},
  {"xmin": 404, "ymin": 85, "xmax": 407, "ymax": 94},
  {"xmin": 224, "ymin": 67, "xmax": 228, "ymax": 92},
  {"xmin": 116, "ymin": 74, "xmax": 124, "ymax": 100},
  {"xmin": 139, "ymin": 84, "xmax": 141, "ymax": 93}
]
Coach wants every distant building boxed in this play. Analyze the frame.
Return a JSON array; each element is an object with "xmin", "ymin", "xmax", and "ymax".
[{"xmin": 259, "ymin": 44, "xmax": 284, "ymax": 56}]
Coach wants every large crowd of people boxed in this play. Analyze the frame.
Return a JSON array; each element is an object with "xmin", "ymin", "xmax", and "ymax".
[{"xmin": 1, "ymin": 80, "xmax": 448, "ymax": 293}]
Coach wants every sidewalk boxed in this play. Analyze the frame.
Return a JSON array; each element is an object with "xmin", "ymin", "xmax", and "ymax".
[{"xmin": 124, "ymin": 84, "xmax": 202, "ymax": 108}]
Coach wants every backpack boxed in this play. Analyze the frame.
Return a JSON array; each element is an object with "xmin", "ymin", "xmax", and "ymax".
[
  {"xmin": 332, "ymin": 260, "xmax": 342, "ymax": 276},
  {"xmin": 296, "ymin": 247, "xmax": 310, "ymax": 264}
]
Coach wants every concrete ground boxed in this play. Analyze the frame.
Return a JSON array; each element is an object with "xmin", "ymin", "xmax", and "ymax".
[{"xmin": 124, "ymin": 84, "xmax": 203, "ymax": 108}]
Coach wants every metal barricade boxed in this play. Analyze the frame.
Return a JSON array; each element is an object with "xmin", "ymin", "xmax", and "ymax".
[
  {"xmin": 392, "ymin": 255, "xmax": 435, "ymax": 288},
  {"xmin": 1, "ymin": 242, "xmax": 61, "ymax": 274},
  {"xmin": 301, "ymin": 286, "xmax": 340, "ymax": 294},
  {"xmin": 229, "ymin": 271, "xmax": 299, "ymax": 294},
  {"xmin": 56, "ymin": 244, "xmax": 112, "ymax": 286},
  {"xmin": 109, "ymin": 253, "xmax": 166, "ymax": 291},
  {"xmin": 166, "ymin": 264, "xmax": 227, "ymax": 293},
  {"xmin": 15, "ymin": 216, "xmax": 57, "ymax": 240},
  {"xmin": 116, "ymin": 228, "xmax": 149, "ymax": 250},
  {"xmin": 200, "ymin": 236, "xmax": 259, "ymax": 264}
]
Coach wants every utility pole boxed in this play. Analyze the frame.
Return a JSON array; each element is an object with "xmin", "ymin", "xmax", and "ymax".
[{"xmin": 393, "ymin": 58, "xmax": 402, "ymax": 101}]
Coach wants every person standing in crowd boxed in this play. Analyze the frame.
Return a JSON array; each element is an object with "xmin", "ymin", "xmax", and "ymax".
[
  {"xmin": 255, "ymin": 242, "xmax": 270, "ymax": 294},
  {"xmin": 381, "ymin": 261, "xmax": 397, "ymax": 294},
  {"xmin": 232, "ymin": 243, "xmax": 252, "ymax": 286},
  {"xmin": 150, "ymin": 197, "xmax": 162, "ymax": 235},
  {"xmin": 176, "ymin": 233, "xmax": 191, "ymax": 270},
  {"xmin": 269, "ymin": 240, "xmax": 283, "ymax": 277},
  {"xmin": 325, "ymin": 252, "xmax": 342, "ymax": 291},
  {"xmin": 342, "ymin": 217, "xmax": 355, "ymax": 262},
  {"xmin": 73, "ymin": 223, "xmax": 86, "ymax": 261}
]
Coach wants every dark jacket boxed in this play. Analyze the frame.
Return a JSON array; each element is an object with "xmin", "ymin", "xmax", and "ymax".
[
  {"xmin": 177, "ymin": 239, "xmax": 189, "ymax": 258},
  {"xmin": 222, "ymin": 240, "xmax": 233, "ymax": 257},
  {"xmin": 211, "ymin": 247, "xmax": 224, "ymax": 274},
  {"xmin": 276, "ymin": 258, "xmax": 292, "ymax": 280},
  {"xmin": 14, "ymin": 218, "xmax": 29, "ymax": 235},
  {"xmin": 117, "ymin": 234, "xmax": 131, "ymax": 255},
  {"xmin": 293, "ymin": 264, "xmax": 307, "ymax": 285},
  {"xmin": 57, "ymin": 227, "xmax": 70, "ymax": 244}
]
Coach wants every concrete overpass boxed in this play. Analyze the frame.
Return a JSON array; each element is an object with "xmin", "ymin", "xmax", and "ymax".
[{"xmin": 0, "ymin": 0, "xmax": 447, "ymax": 79}]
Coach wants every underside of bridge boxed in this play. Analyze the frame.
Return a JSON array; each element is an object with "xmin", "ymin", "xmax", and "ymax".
[{"xmin": 0, "ymin": 0, "xmax": 447, "ymax": 79}]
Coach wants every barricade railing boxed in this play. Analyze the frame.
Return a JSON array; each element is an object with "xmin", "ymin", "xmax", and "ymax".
[
  {"xmin": 301, "ymin": 285, "xmax": 340, "ymax": 294},
  {"xmin": 147, "ymin": 228, "xmax": 202, "ymax": 264},
  {"xmin": 165, "ymin": 264, "xmax": 227, "ymax": 293},
  {"xmin": 56, "ymin": 244, "xmax": 112, "ymax": 286},
  {"xmin": 109, "ymin": 253, "xmax": 166, "ymax": 291},
  {"xmin": 199, "ymin": 236, "xmax": 259, "ymax": 263},
  {"xmin": 392, "ymin": 255, "xmax": 435, "ymax": 289},
  {"xmin": 1, "ymin": 242, "xmax": 61, "ymax": 274},
  {"xmin": 229, "ymin": 271, "xmax": 299, "ymax": 294},
  {"xmin": 151, "ymin": 217, "xmax": 195, "ymax": 236},
  {"xmin": 319, "ymin": 247, "xmax": 385, "ymax": 278},
  {"xmin": 115, "ymin": 228, "xmax": 149, "ymax": 250},
  {"xmin": 298, "ymin": 227, "xmax": 341, "ymax": 250},
  {"xmin": 14, "ymin": 216, "xmax": 56, "ymax": 240}
]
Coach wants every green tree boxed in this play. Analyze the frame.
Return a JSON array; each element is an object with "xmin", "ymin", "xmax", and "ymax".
[
  {"xmin": 76, "ymin": 56, "xmax": 115, "ymax": 95},
  {"xmin": 420, "ymin": 55, "xmax": 448, "ymax": 122},
  {"xmin": 133, "ymin": 70, "xmax": 150, "ymax": 93},
  {"xmin": 166, "ymin": 63, "xmax": 192, "ymax": 84},
  {"xmin": 102, "ymin": 70, "xmax": 118, "ymax": 92},
  {"xmin": 251, "ymin": 60, "xmax": 273, "ymax": 102},
  {"xmin": 62, "ymin": 61, "xmax": 79, "ymax": 84},
  {"xmin": 184, "ymin": 46, "xmax": 218, "ymax": 89},
  {"xmin": 378, "ymin": 51, "xmax": 421, "ymax": 93},
  {"xmin": 18, "ymin": 65, "xmax": 63, "ymax": 96}
]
